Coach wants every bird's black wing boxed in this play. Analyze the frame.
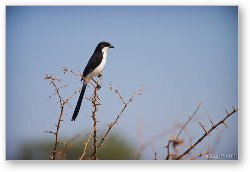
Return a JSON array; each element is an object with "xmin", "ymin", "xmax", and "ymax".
[{"xmin": 83, "ymin": 51, "xmax": 103, "ymax": 77}]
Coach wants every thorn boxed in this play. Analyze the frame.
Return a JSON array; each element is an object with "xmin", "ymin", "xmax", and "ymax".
[
  {"xmin": 232, "ymin": 106, "xmax": 237, "ymax": 112},
  {"xmin": 199, "ymin": 122, "xmax": 207, "ymax": 134},
  {"xmin": 44, "ymin": 130, "xmax": 55, "ymax": 134},
  {"xmin": 208, "ymin": 116, "xmax": 214, "ymax": 127},
  {"xmin": 222, "ymin": 121, "xmax": 229, "ymax": 129},
  {"xmin": 225, "ymin": 108, "xmax": 229, "ymax": 116}
]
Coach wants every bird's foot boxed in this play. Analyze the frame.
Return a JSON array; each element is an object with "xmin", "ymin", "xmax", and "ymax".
[
  {"xmin": 98, "ymin": 73, "xmax": 102, "ymax": 78},
  {"xmin": 97, "ymin": 84, "xmax": 101, "ymax": 90}
]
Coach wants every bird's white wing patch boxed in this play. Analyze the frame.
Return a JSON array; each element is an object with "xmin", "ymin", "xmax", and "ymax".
[{"xmin": 86, "ymin": 47, "xmax": 109, "ymax": 80}]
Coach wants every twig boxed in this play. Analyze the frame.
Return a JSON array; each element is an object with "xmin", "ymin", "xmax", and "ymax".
[
  {"xmin": 199, "ymin": 122, "xmax": 208, "ymax": 134},
  {"xmin": 64, "ymin": 87, "xmax": 82, "ymax": 107},
  {"xmin": 114, "ymin": 88, "xmax": 126, "ymax": 105},
  {"xmin": 175, "ymin": 107, "xmax": 238, "ymax": 160},
  {"xmin": 153, "ymin": 147, "xmax": 157, "ymax": 160},
  {"xmin": 165, "ymin": 140, "xmax": 172, "ymax": 160},
  {"xmin": 45, "ymin": 74, "xmax": 67, "ymax": 160},
  {"xmin": 208, "ymin": 116, "xmax": 214, "ymax": 127},
  {"xmin": 79, "ymin": 132, "xmax": 93, "ymax": 160},
  {"xmin": 99, "ymin": 88, "xmax": 143, "ymax": 147},
  {"xmin": 89, "ymin": 87, "xmax": 143, "ymax": 158},
  {"xmin": 91, "ymin": 83, "xmax": 100, "ymax": 160},
  {"xmin": 135, "ymin": 128, "xmax": 177, "ymax": 159},
  {"xmin": 63, "ymin": 67, "xmax": 82, "ymax": 79},
  {"xmin": 165, "ymin": 103, "xmax": 201, "ymax": 160},
  {"xmin": 190, "ymin": 152, "xmax": 208, "ymax": 160},
  {"xmin": 190, "ymin": 144, "xmax": 210, "ymax": 160},
  {"xmin": 176, "ymin": 103, "xmax": 202, "ymax": 140}
]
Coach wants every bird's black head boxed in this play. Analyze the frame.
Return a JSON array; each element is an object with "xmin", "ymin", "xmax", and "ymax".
[{"xmin": 95, "ymin": 41, "xmax": 114, "ymax": 51}]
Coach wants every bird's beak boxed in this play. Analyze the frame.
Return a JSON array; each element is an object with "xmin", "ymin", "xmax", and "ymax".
[{"xmin": 109, "ymin": 45, "xmax": 114, "ymax": 48}]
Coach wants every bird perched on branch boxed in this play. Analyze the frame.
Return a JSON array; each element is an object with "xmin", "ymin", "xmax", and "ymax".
[{"xmin": 71, "ymin": 41, "xmax": 114, "ymax": 121}]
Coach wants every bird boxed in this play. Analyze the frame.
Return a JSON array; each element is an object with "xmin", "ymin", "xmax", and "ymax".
[{"xmin": 71, "ymin": 41, "xmax": 114, "ymax": 121}]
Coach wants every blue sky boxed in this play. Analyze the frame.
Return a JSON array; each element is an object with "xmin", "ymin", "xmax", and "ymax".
[{"xmin": 6, "ymin": 6, "xmax": 238, "ymax": 160}]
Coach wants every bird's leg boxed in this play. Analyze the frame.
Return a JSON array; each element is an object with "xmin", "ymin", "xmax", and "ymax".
[
  {"xmin": 97, "ymin": 72, "xmax": 102, "ymax": 89},
  {"xmin": 97, "ymin": 72, "xmax": 102, "ymax": 78},
  {"xmin": 97, "ymin": 84, "xmax": 101, "ymax": 90},
  {"xmin": 91, "ymin": 78, "xmax": 101, "ymax": 90}
]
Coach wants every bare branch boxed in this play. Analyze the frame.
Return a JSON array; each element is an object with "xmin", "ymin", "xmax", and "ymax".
[
  {"xmin": 175, "ymin": 107, "xmax": 238, "ymax": 160},
  {"xmin": 89, "ymin": 87, "xmax": 143, "ymax": 159},
  {"xmin": 63, "ymin": 67, "xmax": 82, "ymax": 79},
  {"xmin": 153, "ymin": 147, "xmax": 157, "ymax": 160},
  {"xmin": 91, "ymin": 82, "xmax": 101, "ymax": 160},
  {"xmin": 190, "ymin": 144, "xmax": 210, "ymax": 160},
  {"xmin": 165, "ymin": 140, "xmax": 172, "ymax": 160},
  {"xmin": 79, "ymin": 132, "xmax": 93, "ymax": 160},
  {"xmin": 176, "ymin": 102, "xmax": 202, "ymax": 140},
  {"xmin": 45, "ymin": 74, "xmax": 68, "ymax": 160},
  {"xmin": 208, "ymin": 116, "xmax": 214, "ymax": 127},
  {"xmin": 165, "ymin": 103, "xmax": 201, "ymax": 160},
  {"xmin": 190, "ymin": 152, "xmax": 208, "ymax": 160},
  {"xmin": 44, "ymin": 130, "xmax": 56, "ymax": 135},
  {"xmin": 199, "ymin": 122, "xmax": 208, "ymax": 134}
]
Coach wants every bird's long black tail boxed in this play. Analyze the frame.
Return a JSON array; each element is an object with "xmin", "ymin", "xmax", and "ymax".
[{"xmin": 71, "ymin": 84, "xmax": 86, "ymax": 121}]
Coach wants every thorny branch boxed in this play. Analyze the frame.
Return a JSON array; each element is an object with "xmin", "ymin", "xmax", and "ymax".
[
  {"xmin": 46, "ymin": 67, "xmax": 143, "ymax": 160},
  {"xmin": 63, "ymin": 67, "xmax": 82, "ymax": 79},
  {"xmin": 166, "ymin": 103, "xmax": 201, "ymax": 160},
  {"xmin": 153, "ymin": 147, "xmax": 157, "ymax": 160},
  {"xmin": 176, "ymin": 103, "xmax": 202, "ymax": 140},
  {"xmin": 45, "ymin": 71, "xmax": 81, "ymax": 160},
  {"xmin": 44, "ymin": 74, "xmax": 67, "ymax": 160},
  {"xmin": 89, "ymin": 84, "xmax": 143, "ymax": 159},
  {"xmin": 135, "ymin": 126, "xmax": 177, "ymax": 159},
  {"xmin": 79, "ymin": 132, "xmax": 93, "ymax": 160},
  {"xmin": 189, "ymin": 144, "xmax": 210, "ymax": 160},
  {"xmin": 90, "ymin": 80, "xmax": 101, "ymax": 160},
  {"xmin": 45, "ymin": 67, "xmax": 237, "ymax": 160},
  {"xmin": 175, "ymin": 106, "xmax": 238, "ymax": 160}
]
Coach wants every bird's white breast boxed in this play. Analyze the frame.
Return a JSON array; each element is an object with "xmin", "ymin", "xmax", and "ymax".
[{"xmin": 86, "ymin": 47, "xmax": 108, "ymax": 80}]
